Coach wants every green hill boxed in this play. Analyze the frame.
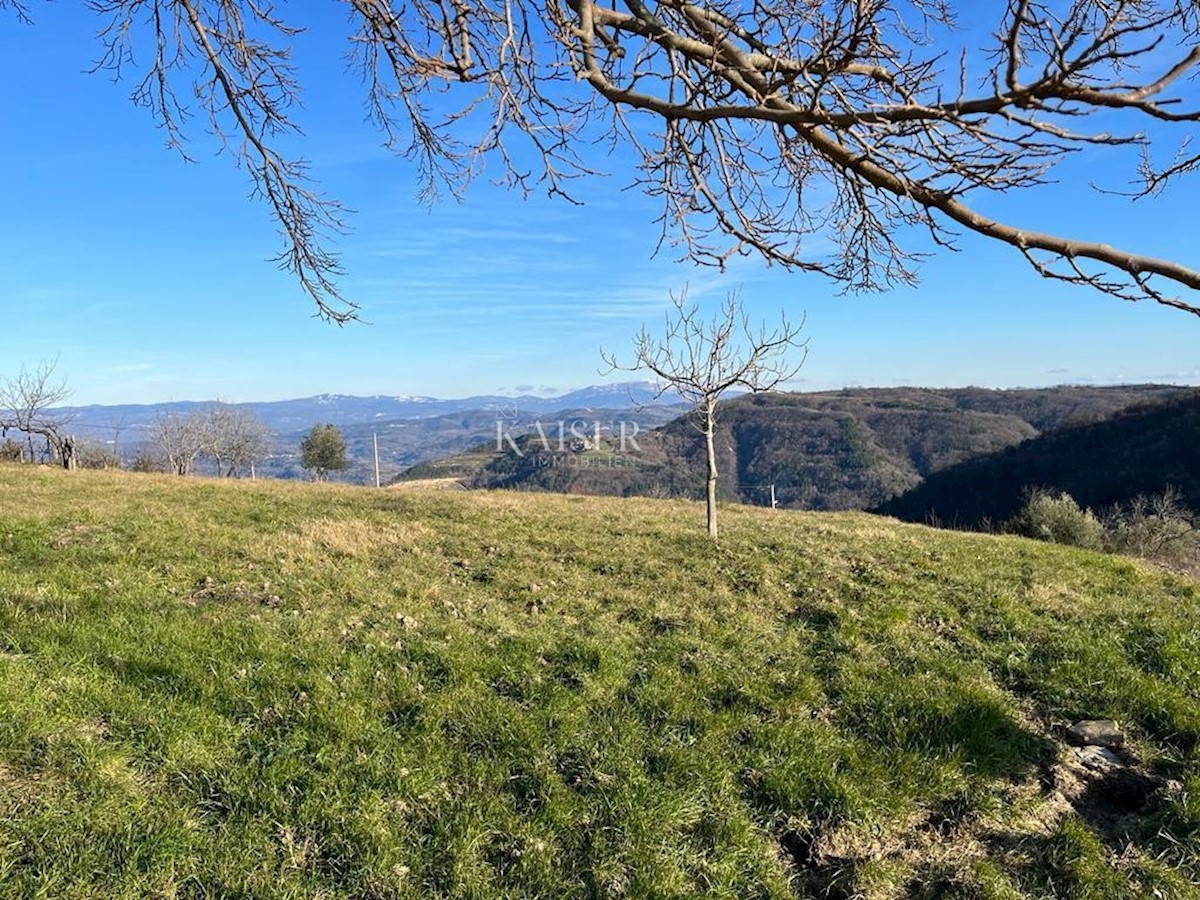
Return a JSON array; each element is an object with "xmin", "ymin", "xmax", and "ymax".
[
  {"xmin": 403, "ymin": 385, "xmax": 1193, "ymax": 510},
  {"xmin": 0, "ymin": 466, "xmax": 1197, "ymax": 897},
  {"xmin": 878, "ymin": 391, "xmax": 1200, "ymax": 528}
]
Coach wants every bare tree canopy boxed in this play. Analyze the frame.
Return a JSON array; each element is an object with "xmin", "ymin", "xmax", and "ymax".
[
  {"xmin": 151, "ymin": 410, "xmax": 206, "ymax": 477},
  {"xmin": 200, "ymin": 404, "xmax": 273, "ymax": 477},
  {"xmin": 11, "ymin": 1, "xmax": 1200, "ymax": 318},
  {"xmin": 604, "ymin": 289, "xmax": 807, "ymax": 539},
  {"xmin": 0, "ymin": 359, "xmax": 74, "ymax": 465},
  {"xmin": 148, "ymin": 405, "xmax": 273, "ymax": 476},
  {"xmin": 606, "ymin": 290, "xmax": 808, "ymax": 406}
]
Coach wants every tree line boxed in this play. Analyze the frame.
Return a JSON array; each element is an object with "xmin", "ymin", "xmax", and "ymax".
[
  {"xmin": 141, "ymin": 414, "xmax": 348, "ymax": 480},
  {"xmin": 146, "ymin": 406, "xmax": 273, "ymax": 477},
  {"xmin": 2, "ymin": 316, "xmax": 802, "ymax": 537},
  {"xmin": 1, "ymin": 359, "xmax": 350, "ymax": 482}
]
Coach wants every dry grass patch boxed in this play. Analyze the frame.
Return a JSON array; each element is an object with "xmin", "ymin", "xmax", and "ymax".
[
  {"xmin": 270, "ymin": 517, "xmax": 435, "ymax": 561},
  {"xmin": 388, "ymin": 477, "xmax": 467, "ymax": 492}
]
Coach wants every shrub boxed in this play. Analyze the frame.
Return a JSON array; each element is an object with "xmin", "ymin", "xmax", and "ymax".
[
  {"xmin": 0, "ymin": 438, "xmax": 22, "ymax": 463},
  {"xmin": 1008, "ymin": 489, "xmax": 1105, "ymax": 550},
  {"xmin": 75, "ymin": 442, "xmax": 121, "ymax": 470},
  {"xmin": 128, "ymin": 450, "xmax": 166, "ymax": 474},
  {"xmin": 300, "ymin": 423, "xmax": 349, "ymax": 482},
  {"xmin": 1104, "ymin": 487, "xmax": 1199, "ymax": 575}
]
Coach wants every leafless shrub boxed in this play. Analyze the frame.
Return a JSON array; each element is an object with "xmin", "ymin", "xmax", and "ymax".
[
  {"xmin": 75, "ymin": 441, "xmax": 122, "ymax": 470},
  {"xmin": 128, "ymin": 449, "xmax": 167, "ymax": 474},
  {"xmin": 1104, "ymin": 487, "xmax": 1200, "ymax": 576},
  {"xmin": 0, "ymin": 439, "xmax": 23, "ymax": 463}
]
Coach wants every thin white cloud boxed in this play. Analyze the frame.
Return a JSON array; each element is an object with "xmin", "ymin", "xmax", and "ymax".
[{"xmin": 107, "ymin": 361, "xmax": 155, "ymax": 374}]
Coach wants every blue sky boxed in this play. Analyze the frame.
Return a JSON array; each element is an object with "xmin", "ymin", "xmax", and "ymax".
[{"xmin": 1, "ymin": 4, "xmax": 1197, "ymax": 405}]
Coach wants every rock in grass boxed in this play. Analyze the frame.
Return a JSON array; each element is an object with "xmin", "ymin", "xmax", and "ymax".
[
  {"xmin": 1074, "ymin": 745, "xmax": 1123, "ymax": 772},
  {"xmin": 1067, "ymin": 719, "xmax": 1125, "ymax": 748}
]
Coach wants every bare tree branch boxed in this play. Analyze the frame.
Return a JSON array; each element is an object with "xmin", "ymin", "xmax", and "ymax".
[
  {"xmin": 0, "ymin": 0, "xmax": 33, "ymax": 25},
  {"xmin": 26, "ymin": 1, "xmax": 1200, "ymax": 317},
  {"xmin": 86, "ymin": 0, "xmax": 356, "ymax": 323}
]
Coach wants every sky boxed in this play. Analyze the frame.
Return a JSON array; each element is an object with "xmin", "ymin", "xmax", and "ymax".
[{"xmin": 1, "ymin": 4, "xmax": 1198, "ymax": 406}]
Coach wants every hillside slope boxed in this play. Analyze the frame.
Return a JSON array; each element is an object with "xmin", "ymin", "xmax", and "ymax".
[
  {"xmin": 878, "ymin": 391, "xmax": 1200, "ymax": 527},
  {"xmin": 404, "ymin": 385, "xmax": 1193, "ymax": 510},
  {"xmin": 271, "ymin": 404, "xmax": 687, "ymax": 482},
  {"xmin": 0, "ymin": 467, "xmax": 1197, "ymax": 897}
]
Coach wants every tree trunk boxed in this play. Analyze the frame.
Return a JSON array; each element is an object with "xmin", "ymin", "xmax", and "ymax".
[
  {"xmin": 61, "ymin": 435, "xmax": 75, "ymax": 471},
  {"xmin": 704, "ymin": 398, "xmax": 718, "ymax": 541}
]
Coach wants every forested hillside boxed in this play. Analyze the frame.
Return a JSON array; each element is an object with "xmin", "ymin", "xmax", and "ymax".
[
  {"xmin": 401, "ymin": 385, "xmax": 1195, "ymax": 510},
  {"xmin": 878, "ymin": 391, "xmax": 1200, "ymax": 527}
]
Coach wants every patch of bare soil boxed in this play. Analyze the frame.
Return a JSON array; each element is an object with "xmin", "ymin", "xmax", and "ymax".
[
  {"xmin": 770, "ymin": 720, "xmax": 1179, "ymax": 898},
  {"xmin": 184, "ymin": 575, "xmax": 283, "ymax": 608}
]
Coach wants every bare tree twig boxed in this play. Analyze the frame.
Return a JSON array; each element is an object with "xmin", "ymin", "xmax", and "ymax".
[{"xmin": 16, "ymin": 1, "xmax": 1200, "ymax": 317}]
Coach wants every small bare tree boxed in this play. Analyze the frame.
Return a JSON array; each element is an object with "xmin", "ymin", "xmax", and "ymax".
[
  {"xmin": 0, "ymin": 359, "xmax": 75, "ymax": 467},
  {"xmin": 151, "ymin": 410, "xmax": 206, "ymax": 477},
  {"xmin": 604, "ymin": 289, "xmax": 807, "ymax": 540},
  {"xmin": 199, "ymin": 404, "xmax": 273, "ymax": 477},
  {"xmin": 225, "ymin": 409, "xmax": 273, "ymax": 478}
]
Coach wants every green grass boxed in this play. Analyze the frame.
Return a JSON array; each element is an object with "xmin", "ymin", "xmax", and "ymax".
[{"xmin": 0, "ymin": 466, "xmax": 1197, "ymax": 898}]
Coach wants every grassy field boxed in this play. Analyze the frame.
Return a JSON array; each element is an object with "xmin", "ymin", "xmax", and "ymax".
[{"xmin": 0, "ymin": 466, "xmax": 1197, "ymax": 898}]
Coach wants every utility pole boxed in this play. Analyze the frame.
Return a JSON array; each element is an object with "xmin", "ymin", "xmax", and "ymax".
[{"xmin": 373, "ymin": 432, "xmax": 381, "ymax": 488}]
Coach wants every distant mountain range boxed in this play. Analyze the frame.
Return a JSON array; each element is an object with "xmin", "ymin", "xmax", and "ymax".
[
  {"xmin": 55, "ymin": 382, "xmax": 683, "ymax": 482},
  {"xmin": 59, "ymin": 382, "xmax": 672, "ymax": 433},
  {"xmin": 399, "ymin": 385, "xmax": 1199, "ymax": 513}
]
